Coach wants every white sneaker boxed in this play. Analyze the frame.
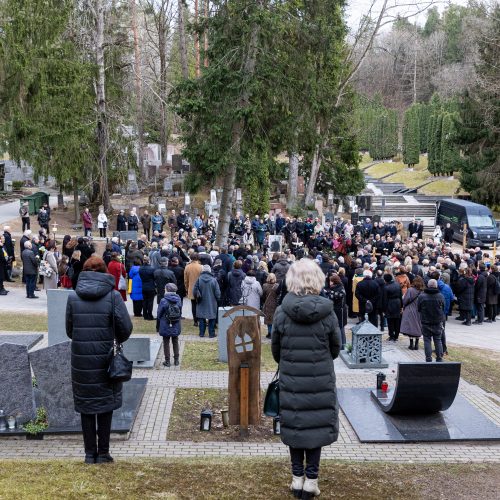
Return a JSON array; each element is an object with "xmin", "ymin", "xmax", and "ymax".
[
  {"xmin": 290, "ymin": 475, "xmax": 304, "ymax": 498},
  {"xmin": 302, "ymin": 477, "xmax": 320, "ymax": 498}
]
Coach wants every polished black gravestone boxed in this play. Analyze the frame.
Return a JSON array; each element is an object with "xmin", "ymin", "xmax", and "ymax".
[
  {"xmin": 0, "ymin": 343, "xmax": 36, "ymax": 424},
  {"xmin": 0, "ymin": 334, "xmax": 43, "ymax": 349},
  {"xmin": 29, "ymin": 341, "xmax": 80, "ymax": 428},
  {"xmin": 0, "ymin": 378, "xmax": 147, "ymax": 437},
  {"xmin": 372, "ymin": 362, "xmax": 461, "ymax": 414},
  {"xmin": 338, "ymin": 361, "xmax": 500, "ymax": 442}
]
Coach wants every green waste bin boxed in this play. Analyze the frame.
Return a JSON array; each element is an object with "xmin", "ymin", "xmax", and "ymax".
[{"xmin": 20, "ymin": 192, "xmax": 49, "ymax": 215}]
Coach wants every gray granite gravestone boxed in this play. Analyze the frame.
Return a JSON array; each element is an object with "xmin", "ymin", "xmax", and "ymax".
[
  {"xmin": 47, "ymin": 289, "xmax": 76, "ymax": 346},
  {"xmin": 123, "ymin": 337, "xmax": 150, "ymax": 362},
  {"xmin": 29, "ymin": 341, "xmax": 80, "ymax": 428},
  {"xmin": 217, "ymin": 307, "xmax": 258, "ymax": 363},
  {"xmin": 0, "ymin": 334, "xmax": 43, "ymax": 349},
  {"xmin": 0, "ymin": 343, "xmax": 36, "ymax": 424}
]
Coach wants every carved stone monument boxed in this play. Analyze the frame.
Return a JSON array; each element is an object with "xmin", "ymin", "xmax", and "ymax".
[
  {"xmin": 29, "ymin": 341, "xmax": 80, "ymax": 428},
  {"xmin": 225, "ymin": 306, "xmax": 263, "ymax": 427},
  {"xmin": 48, "ymin": 289, "xmax": 76, "ymax": 346},
  {"xmin": 0, "ymin": 343, "xmax": 36, "ymax": 424}
]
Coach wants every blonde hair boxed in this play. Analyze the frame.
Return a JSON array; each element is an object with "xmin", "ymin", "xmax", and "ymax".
[
  {"xmin": 286, "ymin": 259, "xmax": 325, "ymax": 296},
  {"xmin": 72, "ymin": 250, "xmax": 81, "ymax": 261},
  {"xmin": 266, "ymin": 273, "xmax": 277, "ymax": 284}
]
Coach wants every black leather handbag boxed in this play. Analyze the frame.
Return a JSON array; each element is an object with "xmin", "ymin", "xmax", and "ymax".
[
  {"xmin": 108, "ymin": 292, "xmax": 133, "ymax": 382},
  {"xmin": 263, "ymin": 369, "xmax": 280, "ymax": 417}
]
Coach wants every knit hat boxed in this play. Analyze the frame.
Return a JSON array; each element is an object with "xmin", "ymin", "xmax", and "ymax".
[
  {"xmin": 165, "ymin": 283, "xmax": 178, "ymax": 293},
  {"xmin": 383, "ymin": 274, "xmax": 393, "ymax": 283}
]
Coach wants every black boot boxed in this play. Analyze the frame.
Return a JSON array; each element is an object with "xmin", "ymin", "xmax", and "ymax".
[
  {"xmin": 96, "ymin": 453, "xmax": 114, "ymax": 464},
  {"xmin": 414, "ymin": 339, "xmax": 419, "ymax": 351},
  {"xmin": 408, "ymin": 339, "xmax": 414, "ymax": 350},
  {"xmin": 84, "ymin": 453, "xmax": 96, "ymax": 464}
]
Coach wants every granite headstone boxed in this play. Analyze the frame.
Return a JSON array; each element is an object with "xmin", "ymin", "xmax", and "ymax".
[
  {"xmin": 0, "ymin": 334, "xmax": 43, "ymax": 349},
  {"xmin": 0, "ymin": 343, "xmax": 35, "ymax": 424},
  {"xmin": 29, "ymin": 341, "xmax": 80, "ymax": 428},
  {"xmin": 47, "ymin": 289, "xmax": 76, "ymax": 346}
]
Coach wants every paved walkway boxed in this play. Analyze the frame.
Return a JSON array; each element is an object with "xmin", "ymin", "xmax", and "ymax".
[{"xmin": 0, "ymin": 325, "xmax": 499, "ymax": 463}]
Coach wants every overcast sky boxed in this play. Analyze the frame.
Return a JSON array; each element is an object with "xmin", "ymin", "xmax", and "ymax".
[{"xmin": 345, "ymin": 0, "xmax": 469, "ymax": 32}]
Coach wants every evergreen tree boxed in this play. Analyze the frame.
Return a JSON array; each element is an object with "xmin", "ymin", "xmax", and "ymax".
[
  {"xmin": 416, "ymin": 103, "xmax": 430, "ymax": 153},
  {"xmin": 454, "ymin": 5, "xmax": 500, "ymax": 205},
  {"xmin": 440, "ymin": 112, "xmax": 461, "ymax": 176},
  {"xmin": 402, "ymin": 105, "xmax": 420, "ymax": 167}
]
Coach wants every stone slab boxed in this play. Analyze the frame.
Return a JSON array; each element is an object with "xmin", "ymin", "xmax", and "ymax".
[
  {"xmin": 338, "ymin": 388, "xmax": 500, "ymax": 442},
  {"xmin": 0, "ymin": 334, "xmax": 43, "ymax": 350},
  {"xmin": 217, "ymin": 307, "xmax": 259, "ymax": 363},
  {"xmin": 123, "ymin": 337, "xmax": 150, "ymax": 362},
  {"xmin": 340, "ymin": 350, "xmax": 388, "ymax": 369},
  {"xmin": 47, "ymin": 289, "xmax": 76, "ymax": 346},
  {"xmin": 0, "ymin": 343, "xmax": 35, "ymax": 424},
  {"xmin": 131, "ymin": 337, "xmax": 162, "ymax": 369},
  {"xmin": 29, "ymin": 341, "xmax": 80, "ymax": 428},
  {"xmin": 0, "ymin": 378, "xmax": 148, "ymax": 437}
]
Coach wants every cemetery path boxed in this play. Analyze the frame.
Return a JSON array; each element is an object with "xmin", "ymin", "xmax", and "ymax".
[{"xmin": 0, "ymin": 200, "xmax": 22, "ymax": 225}]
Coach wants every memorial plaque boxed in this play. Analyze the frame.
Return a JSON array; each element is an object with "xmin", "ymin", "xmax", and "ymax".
[
  {"xmin": 0, "ymin": 343, "xmax": 35, "ymax": 424},
  {"xmin": 123, "ymin": 337, "xmax": 150, "ymax": 362},
  {"xmin": 112, "ymin": 231, "xmax": 139, "ymax": 242},
  {"xmin": 48, "ymin": 289, "xmax": 76, "ymax": 346},
  {"xmin": 29, "ymin": 341, "xmax": 80, "ymax": 428}
]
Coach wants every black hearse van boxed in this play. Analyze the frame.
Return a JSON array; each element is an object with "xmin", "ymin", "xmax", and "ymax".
[{"xmin": 436, "ymin": 199, "xmax": 499, "ymax": 247}]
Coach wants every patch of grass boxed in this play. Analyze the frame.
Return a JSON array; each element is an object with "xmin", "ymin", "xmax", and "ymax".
[
  {"xmin": 0, "ymin": 460, "xmax": 497, "ymax": 500},
  {"xmin": 365, "ymin": 161, "xmax": 405, "ymax": 178},
  {"xmin": 167, "ymin": 388, "xmax": 278, "ymax": 442},
  {"xmin": 359, "ymin": 153, "xmax": 373, "ymax": 168},
  {"xmin": 0, "ymin": 312, "xmax": 47, "ymax": 331},
  {"xmin": 446, "ymin": 346, "xmax": 500, "ymax": 395},
  {"xmin": 384, "ymin": 169, "xmax": 430, "ymax": 188},
  {"xmin": 181, "ymin": 340, "xmax": 277, "ymax": 372},
  {"xmin": 419, "ymin": 178, "xmax": 465, "ymax": 196}
]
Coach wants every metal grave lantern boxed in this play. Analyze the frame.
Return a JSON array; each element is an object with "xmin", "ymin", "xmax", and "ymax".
[
  {"xmin": 200, "ymin": 409, "xmax": 213, "ymax": 431},
  {"xmin": 340, "ymin": 316, "xmax": 388, "ymax": 369}
]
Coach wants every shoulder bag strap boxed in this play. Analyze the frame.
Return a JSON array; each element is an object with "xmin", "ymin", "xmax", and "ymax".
[{"xmin": 110, "ymin": 291, "xmax": 117, "ymax": 353}]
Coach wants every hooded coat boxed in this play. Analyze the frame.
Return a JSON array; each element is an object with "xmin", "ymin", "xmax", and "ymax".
[
  {"xmin": 400, "ymin": 286, "xmax": 422, "ymax": 338},
  {"xmin": 271, "ymin": 293, "xmax": 341, "ymax": 449},
  {"xmin": 66, "ymin": 272, "xmax": 133, "ymax": 414},
  {"xmin": 156, "ymin": 293, "xmax": 182, "ymax": 336},
  {"xmin": 193, "ymin": 271, "xmax": 221, "ymax": 319},
  {"xmin": 240, "ymin": 275, "xmax": 263, "ymax": 309}
]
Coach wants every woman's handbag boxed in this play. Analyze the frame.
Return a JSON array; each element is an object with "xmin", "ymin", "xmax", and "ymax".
[
  {"xmin": 263, "ymin": 369, "xmax": 280, "ymax": 417},
  {"xmin": 118, "ymin": 273, "xmax": 127, "ymax": 291},
  {"xmin": 108, "ymin": 293, "xmax": 133, "ymax": 382}
]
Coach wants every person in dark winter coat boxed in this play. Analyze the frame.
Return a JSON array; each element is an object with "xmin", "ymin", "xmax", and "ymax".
[
  {"xmin": 382, "ymin": 274, "xmax": 403, "ymax": 341},
  {"xmin": 262, "ymin": 273, "xmax": 279, "ymax": 339},
  {"xmin": 272, "ymin": 255, "xmax": 290, "ymax": 283},
  {"xmin": 473, "ymin": 264, "xmax": 488, "ymax": 324},
  {"xmin": 486, "ymin": 265, "xmax": 499, "ymax": 322},
  {"xmin": 454, "ymin": 268, "xmax": 475, "ymax": 325},
  {"xmin": 355, "ymin": 270, "xmax": 379, "ymax": 326},
  {"xmin": 417, "ymin": 279, "xmax": 445, "ymax": 362},
  {"xmin": 321, "ymin": 273, "xmax": 347, "ymax": 349},
  {"xmin": 139, "ymin": 257, "xmax": 156, "ymax": 320},
  {"xmin": 65, "ymin": 256, "xmax": 132, "ymax": 464},
  {"xmin": 226, "ymin": 260, "xmax": 246, "ymax": 306},
  {"xmin": 212, "ymin": 259, "xmax": 227, "ymax": 306},
  {"xmin": 272, "ymin": 259, "xmax": 341, "ymax": 499},
  {"xmin": 116, "ymin": 210, "xmax": 127, "ymax": 231},
  {"xmin": 400, "ymin": 276, "xmax": 424, "ymax": 350},
  {"xmin": 169, "ymin": 256, "xmax": 186, "ymax": 301},
  {"xmin": 156, "ymin": 283, "xmax": 182, "ymax": 367},
  {"xmin": 154, "ymin": 257, "xmax": 177, "ymax": 305},
  {"xmin": 193, "ymin": 265, "xmax": 221, "ymax": 338}
]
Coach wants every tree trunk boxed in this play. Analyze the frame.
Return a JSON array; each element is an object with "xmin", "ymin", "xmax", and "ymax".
[
  {"xmin": 304, "ymin": 142, "xmax": 322, "ymax": 207},
  {"xmin": 177, "ymin": 0, "xmax": 189, "ymax": 79},
  {"xmin": 195, "ymin": 0, "xmax": 200, "ymax": 77},
  {"xmin": 130, "ymin": 0, "xmax": 145, "ymax": 180},
  {"xmin": 287, "ymin": 151, "xmax": 299, "ymax": 209},
  {"xmin": 159, "ymin": 7, "xmax": 168, "ymax": 165},
  {"xmin": 73, "ymin": 178, "xmax": 79, "ymax": 224},
  {"xmin": 203, "ymin": 0, "xmax": 209, "ymax": 68},
  {"xmin": 215, "ymin": 1, "xmax": 262, "ymax": 245},
  {"xmin": 96, "ymin": 0, "xmax": 110, "ymax": 211}
]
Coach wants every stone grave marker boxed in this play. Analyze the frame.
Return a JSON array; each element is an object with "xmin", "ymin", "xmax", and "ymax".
[
  {"xmin": 0, "ymin": 343, "xmax": 35, "ymax": 424},
  {"xmin": 0, "ymin": 334, "xmax": 43, "ymax": 349},
  {"xmin": 48, "ymin": 289, "xmax": 76, "ymax": 346},
  {"xmin": 29, "ymin": 341, "xmax": 80, "ymax": 428}
]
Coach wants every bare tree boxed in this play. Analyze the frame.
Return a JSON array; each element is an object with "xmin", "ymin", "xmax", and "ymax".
[{"xmin": 178, "ymin": 0, "xmax": 189, "ymax": 78}]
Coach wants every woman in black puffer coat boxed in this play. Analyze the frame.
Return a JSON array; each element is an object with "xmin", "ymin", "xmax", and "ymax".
[
  {"xmin": 272, "ymin": 258, "xmax": 341, "ymax": 499},
  {"xmin": 454, "ymin": 268, "xmax": 475, "ymax": 325},
  {"xmin": 66, "ymin": 256, "xmax": 132, "ymax": 464}
]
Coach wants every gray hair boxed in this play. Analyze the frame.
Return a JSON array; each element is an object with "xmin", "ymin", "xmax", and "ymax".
[
  {"xmin": 24, "ymin": 241, "xmax": 32, "ymax": 249},
  {"xmin": 285, "ymin": 258, "xmax": 325, "ymax": 296}
]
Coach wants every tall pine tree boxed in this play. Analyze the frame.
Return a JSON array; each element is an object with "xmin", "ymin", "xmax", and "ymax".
[{"xmin": 402, "ymin": 105, "xmax": 420, "ymax": 167}]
